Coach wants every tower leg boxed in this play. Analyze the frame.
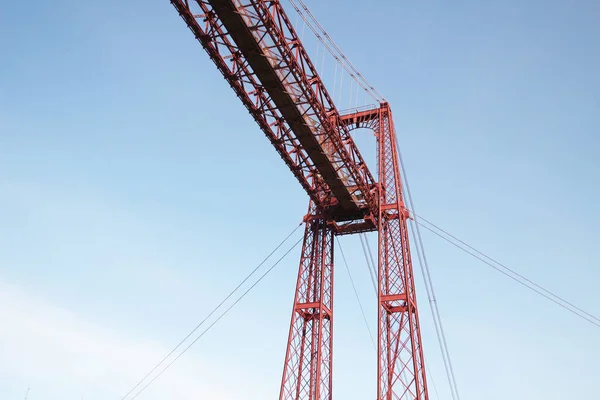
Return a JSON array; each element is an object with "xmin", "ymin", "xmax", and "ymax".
[
  {"xmin": 280, "ymin": 211, "xmax": 334, "ymax": 400},
  {"xmin": 377, "ymin": 105, "xmax": 428, "ymax": 400}
]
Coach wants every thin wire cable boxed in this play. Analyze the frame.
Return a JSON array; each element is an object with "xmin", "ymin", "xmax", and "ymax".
[
  {"xmin": 358, "ymin": 233, "xmax": 377, "ymax": 295},
  {"xmin": 315, "ymin": 41, "xmax": 321, "ymax": 77},
  {"xmin": 343, "ymin": 237, "xmax": 439, "ymax": 398},
  {"xmin": 320, "ymin": 38, "xmax": 326, "ymax": 81},
  {"xmin": 120, "ymin": 223, "xmax": 302, "ymax": 400},
  {"xmin": 286, "ymin": 0, "xmax": 385, "ymax": 103},
  {"xmin": 293, "ymin": 7, "xmax": 299, "ymax": 32},
  {"xmin": 336, "ymin": 237, "xmax": 376, "ymax": 350},
  {"xmin": 128, "ymin": 235, "xmax": 304, "ymax": 400},
  {"xmin": 415, "ymin": 214, "xmax": 600, "ymax": 325},
  {"xmin": 333, "ymin": 62, "xmax": 338, "ymax": 101},
  {"xmin": 349, "ymin": 79, "xmax": 354, "ymax": 111},
  {"xmin": 396, "ymin": 141, "xmax": 461, "ymax": 399},
  {"xmin": 359, "ymin": 231, "xmax": 433, "ymax": 396},
  {"xmin": 416, "ymin": 220, "xmax": 600, "ymax": 329},
  {"xmin": 291, "ymin": 0, "xmax": 385, "ymax": 102},
  {"xmin": 409, "ymin": 221, "xmax": 458, "ymax": 400},
  {"xmin": 423, "ymin": 356, "xmax": 441, "ymax": 400},
  {"xmin": 338, "ymin": 61, "xmax": 344, "ymax": 106},
  {"xmin": 363, "ymin": 233, "xmax": 378, "ymax": 278}
]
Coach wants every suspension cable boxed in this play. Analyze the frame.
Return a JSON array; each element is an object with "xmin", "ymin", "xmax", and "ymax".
[
  {"xmin": 423, "ymin": 355, "xmax": 441, "ymax": 400},
  {"xmin": 408, "ymin": 221, "xmax": 459, "ymax": 400},
  {"xmin": 336, "ymin": 237, "xmax": 376, "ymax": 350},
  {"xmin": 361, "ymin": 233, "xmax": 379, "ymax": 294},
  {"xmin": 363, "ymin": 233, "xmax": 378, "ymax": 278},
  {"xmin": 414, "ymin": 217, "xmax": 600, "ymax": 329},
  {"xmin": 358, "ymin": 233, "xmax": 377, "ymax": 295},
  {"xmin": 358, "ymin": 231, "xmax": 442, "ymax": 400},
  {"xmin": 396, "ymin": 142, "xmax": 461, "ymax": 400},
  {"xmin": 121, "ymin": 223, "xmax": 303, "ymax": 399},
  {"xmin": 286, "ymin": 0, "xmax": 386, "ymax": 103}
]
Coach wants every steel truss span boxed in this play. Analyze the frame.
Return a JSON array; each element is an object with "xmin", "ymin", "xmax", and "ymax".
[{"xmin": 171, "ymin": 1, "xmax": 429, "ymax": 399}]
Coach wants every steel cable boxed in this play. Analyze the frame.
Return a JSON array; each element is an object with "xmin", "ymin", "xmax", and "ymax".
[
  {"xmin": 415, "ymin": 217, "xmax": 600, "ymax": 329},
  {"xmin": 287, "ymin": 0, "xmax": 386, "ymax": 103},
  {"xmin": 358, "ymin": 233, "xmax": 378, "ymax": 295},
  {"xmin": 358, "ymin": 231, "xmax": 443, "ymax": 400},
  {"xmin": 396, "ymin": 141, "xmax": 461, "ymax": 400},
  {"xmin": 336, "ymin": 237, "xmax": 376, "ymax": 350},
  {"xmin": 120, "ymin": 223, "xmax": 303, "ymax": 399}
]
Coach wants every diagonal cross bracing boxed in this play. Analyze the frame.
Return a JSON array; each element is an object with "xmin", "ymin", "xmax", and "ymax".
[{"xmin": 172, "ymin": 0, "xmax": 375, "ymax": 215}]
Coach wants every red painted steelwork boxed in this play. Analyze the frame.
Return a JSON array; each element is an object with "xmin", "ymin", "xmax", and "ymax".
[
  {"xmin": 171, "ymin": 0, "xmax": 376, "ymax": 221},
  {"xmin": 374, "ymin": 104, "xmax": 428, "ymax": 400},
  {"xmin": 280, "ymin": 208, "xmax": 334, "ymax": 400},
  {"xmin": 171, "ymin": 1, "xmax": 429, "ymax": 399},
  {"xmin": 340, "ymin": 104, "xmax": 429, "ymax": 399}
]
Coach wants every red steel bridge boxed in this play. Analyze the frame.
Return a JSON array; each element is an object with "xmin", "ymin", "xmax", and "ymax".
[{"xmin": 170, "ymin": 0, "xmax": 428, "ymax": 399}]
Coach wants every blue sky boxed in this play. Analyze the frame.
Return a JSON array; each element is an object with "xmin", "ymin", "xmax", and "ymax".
[{"xmin": 1, "ymin": 0, "xmax": 599, "ymax": 399}]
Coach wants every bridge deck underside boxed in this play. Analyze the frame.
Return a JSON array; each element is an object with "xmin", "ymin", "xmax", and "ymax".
[{"xmin": 210, "ymin": 0, "xmax": 359, "ymax": 213}]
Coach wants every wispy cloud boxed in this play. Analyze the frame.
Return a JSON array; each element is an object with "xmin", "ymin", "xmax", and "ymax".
[
  {"xmin": 0, "ymin": 280, "xmax": 235, "ymax": 400},
  {"xmin": 0, "ymin": 179, "xmax": 242, "ymax": 399}
]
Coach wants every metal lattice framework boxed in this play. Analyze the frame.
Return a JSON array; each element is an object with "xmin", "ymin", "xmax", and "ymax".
[
  {"xmin": 375, "ymin": 105, "xmax": 428, "ymax": 399},
  {"xmin": 171, "ymin": 1, "xmax": 429, "ymax": 399},
  {"xmin": 280, "ymin": 210, "xmax": 334, "ymax": 400},
  {"xmin": 171, "ymin": 0, "xmax": 376, "ymax": 221}
]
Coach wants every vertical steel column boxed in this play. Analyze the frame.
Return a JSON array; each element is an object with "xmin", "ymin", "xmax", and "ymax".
[
  {"xmin": 280, "ymin": 208, "xmax": 334, "ymax": 400},
  {"xmin": 171, "ymin": 2, "xmax": 432, "ymax": 396},
  {"xmin": 377, "ymin": 104, "xmax": 428, "ymax": 400}
]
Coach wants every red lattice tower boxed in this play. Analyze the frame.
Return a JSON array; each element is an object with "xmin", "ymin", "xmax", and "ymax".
[{"xmin": 171, "ymin": 1, "xmax": 429, "ymax": 399}]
